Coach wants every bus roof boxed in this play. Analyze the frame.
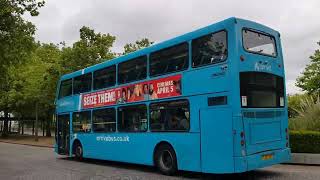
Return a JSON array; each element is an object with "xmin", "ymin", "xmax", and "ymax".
[{"xmin": 60, "ymin": 17, "xmax": 279, "ymax": 81}]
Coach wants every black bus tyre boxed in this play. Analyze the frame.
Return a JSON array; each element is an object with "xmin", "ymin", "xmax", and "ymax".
[
  {"xmin": 155, "ymin": 144, "xmax": 178, "ymax": 175},
  {"xmin": 74, "ymin": 142, "xmax": 83, "ymax": 161}
]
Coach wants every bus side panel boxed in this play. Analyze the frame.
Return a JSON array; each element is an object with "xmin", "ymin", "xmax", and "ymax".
[
  {"xmin": 57, "ymin": 96, "xmax": 80, "ymax": 113},
  {"xmin": 74, "ymin": 133, "xmax": 201, "ymax": 172},
  {"xmin": 200, "ymin": 108, "xmax": 234, "ymax": 173},
  {"xmin": 183, "ymin": 64, "xmax": 228, "ymax": 96}
]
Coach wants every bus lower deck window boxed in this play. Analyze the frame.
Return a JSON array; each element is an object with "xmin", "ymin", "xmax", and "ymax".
[
  {"xmin": 118, "ymin": 105, "xmax": 147, "ymax": 132},
  {"xmin": 72, "ymin": 111, "xmax": 91, "ymax": 133},
  {"xmin": 92, "ymin": 108, "xmax": 116, "ymax": 132},
  {"xmin": 150, "ymin": 100, "xmax": 190, "ymax": 131}
]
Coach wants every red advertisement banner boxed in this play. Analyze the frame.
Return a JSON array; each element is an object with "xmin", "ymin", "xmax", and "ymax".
[{"xmin": 82, "ymin": 74, "xmax": 182, "ymax": 109}]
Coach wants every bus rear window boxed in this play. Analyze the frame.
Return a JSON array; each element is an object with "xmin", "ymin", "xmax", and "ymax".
[
  {"xmin": 242, "ymin": 29, "xmax": 277, "ymax": 57},
  {"xmin": 240, "ymin": 72, "xmax": 284, "ymax": 108}
]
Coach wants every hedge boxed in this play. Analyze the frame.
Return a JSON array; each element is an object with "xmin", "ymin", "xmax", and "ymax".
[{"xmin": 290, "ymin": 130, "xmax": 320, "ymax": 153}]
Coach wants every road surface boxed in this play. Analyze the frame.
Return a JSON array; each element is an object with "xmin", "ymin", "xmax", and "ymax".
[{"xmin": 0, "ymin": 142, "xmax": 319, "ymax": 180}]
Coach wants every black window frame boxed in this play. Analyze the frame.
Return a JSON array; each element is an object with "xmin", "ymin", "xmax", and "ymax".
[
  {"xmin": 149, "ymin": 99, "xmax": 190, "ymax": 132},
  {"xmin": 73, "ymin": 73, "xmax": 92, "ymax": 95},
  {"xmin": 72, "ymin": 111, "xmax": 92, "ymax": 133},
  {"xmin": 192, "ymin": 30, "xmax": 228, "ymax": 68},
  {"xmin": 242, "ymin": 28, "xmax": 277, "ymax": 58},
  {"xmin": 117, "ymin": 104, "xmax": 148, "ymax": 132},
  {"xmin": 92, "ymin": 107, "xmax": 116, "ymax": 133},
  {"xmin": 150, "ymin": 42, "xmax": 189, "ymax": 77},
  {"xmin": 118, "ymin": 55, "xmax": 147, "ymax": 85},
  {"xmin": 93, "ymin": 65, "xmax": 116, "ymax": 90},
  {"xmin": 58, "ymin": 79, "xmax": 73, "ymax": 99}
]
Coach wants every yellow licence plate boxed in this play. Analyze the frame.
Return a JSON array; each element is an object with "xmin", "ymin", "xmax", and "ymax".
[{"xmin": 262, "ymin": 154, "xmax": 273, "ymax": 160}]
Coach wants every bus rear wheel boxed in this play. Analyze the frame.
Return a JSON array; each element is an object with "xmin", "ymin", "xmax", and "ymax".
[
  {"xmin": 74, "ymin": 142, "xmax": 83, "ymax": 161},
  {"xmin": 155, "ymin": 144, "xmax": 177, "ymax": 175}
]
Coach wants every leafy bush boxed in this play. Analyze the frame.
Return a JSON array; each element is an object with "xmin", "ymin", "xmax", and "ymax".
[
  {"xmin": 288, "ymin": 93, "xmax": 308, "ymax": 118},
  {"xmin": 289, "ymin": 95, "xmax": 320, "ymax": 131},
  {"xmin": 290, "ymin": 130, "xmax": 320, "ymax": 153}
]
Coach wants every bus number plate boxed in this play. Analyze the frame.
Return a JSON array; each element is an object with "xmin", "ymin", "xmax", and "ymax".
[{"xmin": 262, "ymin": 154, "xmax": 273, "ymax": 160}]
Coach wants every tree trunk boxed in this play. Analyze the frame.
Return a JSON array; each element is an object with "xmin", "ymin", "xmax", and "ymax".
[
  {"xmin": 2, "ymin": 109, "xmax": 9, "ymax": 138},
  {"xmin": 35, "ymin": 102, "xmax": 39, "ymax": 141},
  {"xmin": 32, "ymin": 120, "xmax": 35, "ymax": 135},
  {"xmin": 9, "ymin": 119, "xmax": 11, "ymax": 133},
  {"xmin": 46, "ymin": 113, "xmax": 52, "ymax": 137},
  {"xmin": 18, "ymin": 116, "xmax": 21, "ymax": 134},
  {"xmin": 21, "ymin": 119, "xmax": 24, "ymax": 135},
  {"xmin": 42, "ymin": 119, "xmax": 44, "ymax": 136}
]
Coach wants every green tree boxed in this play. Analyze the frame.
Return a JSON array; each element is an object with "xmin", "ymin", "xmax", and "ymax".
[
  {"xmin": 60, "ymin": 26, "xmax": 116, "ymax": 73},
  {"xmin": 0, "ymin": 0, "xmax": 44, "ymax": 137},
  {"xmin": 8, "ymin": 43, "xmax": 61, "ymax": 137},
  {"xmin": 123, "ymin": 38, "xmax": 154, "ymax": 55},
  {"xmin": 0, "ymin": 0, "xmax": 45, "ymax": 74},
  {"xmin": 296, "ymin": 42, "xmax": 320, "ymax": 93}
]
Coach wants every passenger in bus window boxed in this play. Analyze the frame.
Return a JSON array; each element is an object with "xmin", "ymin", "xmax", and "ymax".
[
  {"xmin": 176, "ymin": 109, "xmax": 189, "ymax": 130},
  {"xmin": 167, "ymin": 113, "xmax": 178, "ymax": 130},
  {"xmin": 168, "ymin": 109, "xmax": 188, "ymax": 130},
  {"xmin": 132, "ymin": 115, "xmax": 139, "ymax": 131}
]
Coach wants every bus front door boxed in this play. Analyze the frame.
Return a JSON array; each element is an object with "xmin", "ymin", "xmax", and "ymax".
[{"xmin": 57, "ymin": 114, "xmax": 70, "ymax": 155}]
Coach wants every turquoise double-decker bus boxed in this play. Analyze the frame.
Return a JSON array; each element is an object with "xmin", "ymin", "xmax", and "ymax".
[{"xmin": 55, "ymin": 17, "xmax": 290, "ymax": 175}]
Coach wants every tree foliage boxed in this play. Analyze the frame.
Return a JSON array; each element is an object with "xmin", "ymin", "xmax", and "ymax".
[
  {"xmin": 0, "ymin": 1, "xmax": 153, "ymax": 137},
  {"xmin": 123, "ymin": 38, "xmax": 154, "ymax": 55},
  {"xmin": 60, "ymin": 26, "xmax": 116, "ymax": 73},
  {"xmin": 296, "ymin": 42, "xmax": 320, "ymax": 93},
  {"xmin": 0, "ymin": 0, "xmax": 45, "ymax": 71},
  {"xmin": 0, "ymin": 0, "xmax": 44, "ymax": 137}
]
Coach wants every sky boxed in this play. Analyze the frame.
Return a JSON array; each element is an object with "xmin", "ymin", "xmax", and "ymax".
[{"xmin": 25, "ymin": 0, "xmax": 320, "ymax": 94}]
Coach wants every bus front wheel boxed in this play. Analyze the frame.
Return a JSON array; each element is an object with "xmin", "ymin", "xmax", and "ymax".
[
  {"xmin": 154, "ymin": 144, "xmax": 177, "ymax": 175},
  {"xmin": 74, "ymin": 141, "xmax": 83, "ymax": 161}
]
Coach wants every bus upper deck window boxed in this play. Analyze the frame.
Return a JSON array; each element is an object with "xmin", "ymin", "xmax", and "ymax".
[
  {"xmin": 192, "ymin": 30, "xmax": 227, "ymax": 67},
  {"xmin": 150, "ymin": 43, "xmax": 189, "ymax": 77},
  {"xmin": 58, "ymin": 79, "xmax": 72, "ymax": 99},
  {"xmin": 93, "ymin": 65, "xmax": 116, "ymax": 90},
  {"xmin": 118, "ymin": 56, "xmax": 147, "ymax": 84},
  {"xmin": 73, "ymin": 73, "xmax": 92, "ymax": 94},
  {"xmin": 242, "ymin": 29, "xmax": 277, "ymax": 57}
]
